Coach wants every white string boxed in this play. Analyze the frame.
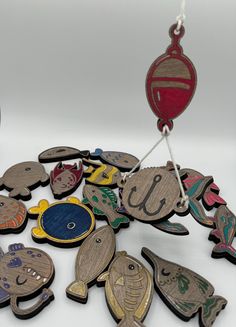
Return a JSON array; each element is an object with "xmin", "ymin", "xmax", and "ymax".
[
  {"xmin": 175, "ymin": 0, "xmax": 186, "ymax": 34},
  {"xmin": 122, "ymin": 135, "xmax": 165, "ymax": 182},
  {"xmin": 162, "ymin": 125, "xmax": 189, "ymax": 208}
]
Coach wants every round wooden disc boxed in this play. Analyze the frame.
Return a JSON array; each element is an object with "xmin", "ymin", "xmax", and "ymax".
[{"xmin": 122, "ymin": 168, "xmax": 181, "ymax": 223}]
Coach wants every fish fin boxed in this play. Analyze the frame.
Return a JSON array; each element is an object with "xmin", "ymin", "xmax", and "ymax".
[
  {"xmin": 8, "ymin": 243, "xmax": 25, "ymax": 252},
  {"xmin": 93, "ymin": 207, "xmax": 105, "ymax": 215},
  {"xmin": 192, "ymin": 273, "xmax": 214, "ymax": 297},
  {"xmin": 84, "ymin": 165, "xmax": 95, "ymax": 175},
  {"xmin": 9, "ymin": 187, "xmax": 30, "ymax": 198},
  {"xmin": 90, "ymin": 148, "xmax": 103, "ymax": 158},
  {"xmin": 153, "ymin": 221, "xmax": 189, "ymax": 236},
  {"xmin": 212, "ymin": 243, "xmax": 236, "ymax": 261},
  {"xmin": 0, "ymin": 287, "xmax": 10, "ymax": 304},
  {"xmin": 110, "ymin": 216, "xmax": 130, "ymax": 229},
  {"xmin": 167, "ymin": 297, "xmax": 200, "ymax": 319},
  {"xmin": 66, "ymin": 281, "xmax": 88, "ymax": 301},
  {"xmin": 201, "ymin": 296, "xmax": 227, "ymax": 327},
  {"xmin": 188, "ymin": 199, "xmax": 214, "ymax": 227},
  {"xmin": 82, "ymin": 159, "xmax": 102, "ymax": 168},
  {"xmin": 41, "ymin": 173, "xmax": 50, "ymax": 184},
  {"xmin": 28, "ymin": 199, "xmax": 49, "ymax": 215},
  {"xmin": 97, "ymin": 271, "xmax": 109, "ymax": 283},
  {"xmin": 118, "ymin": 317, "xmax": 145, "ymax": 327},
  {"xmin": 100, "ymin": 187, "xmax": 118, "ymax": 205}
]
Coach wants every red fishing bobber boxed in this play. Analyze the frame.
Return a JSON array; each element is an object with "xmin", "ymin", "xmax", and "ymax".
[{"xmin": 146, "ymin": 23, "xmax": 197, "ymax": 132}]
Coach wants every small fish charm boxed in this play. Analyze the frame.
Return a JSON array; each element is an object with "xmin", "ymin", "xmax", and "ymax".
[
  {"xmin": 0, "ymin": 195, "xmax": 27, "ymax": 234},
  {"xmin": 82, "ymin": 185, "xmax": 130, "ymax": 232},
  {"xmin": 0, "ymin": 243, "xmax": 54, "ymax": 319},
  {"xmin": 50, "ymin": 161, "xmax": 84, "ymax": 199},
  {"xmin": 83, "ymin": 159, "xmax": 121, "ymax": 188},
  {"xmin": 66, "ymin": 226, "xmax": 116, "ymax": 303},
  {"xmin": 98, "ymin": 251, "xmax": 153, "ymax": 327},
  {"xmin": 0, "ymin": 162, "xmax": 49, "ymax": 201},
  {"xmin": 90, "ymin": 148, "xmax": 139, "ymax": 172},
  {"xmin": 209, "ymin": 205, "xmax": 236, "ymax": 264},
  {"xmin": 142, "ymin": 248, "xmax": 227, "ymax": 327},
  {"xmin": 38, "ymin": 146, "xmax": 90, "ymax": 163}
]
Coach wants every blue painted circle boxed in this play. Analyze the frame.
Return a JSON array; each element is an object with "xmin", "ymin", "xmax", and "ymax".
[{"xmin": 41, "ymin": 203, "xmax": 93, "ymax": 241}]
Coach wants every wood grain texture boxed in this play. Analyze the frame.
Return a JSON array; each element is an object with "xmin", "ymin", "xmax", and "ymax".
[
  {"xmin": 97, "ymin": 251, "xmax": 153, "ymax": 327},
  {"xmin": 90, "ymin": 148, "xmax": 140, "ymax": 172},
  {"xmin": 66, "ymin": 226, "xmax": 116, "ymax": 303},
  {"xmin": 0, "ymin": 162, "xmax": 49, "ymax": 201},
  {"xmin": 0, "ymin": 196, "xmax": 28, "ymax": 234},
  {"xmin": 38, "ymin": 146, "xmax": 90, "ymax": 163},
  {"xmin": 83, "ymin": 185, "xmax": 130, "ymax": 232},
  {"xmin": 0, "ymin": 243, "xmax": 54, "ymax": 319},
  {"xmin": 209, "ymin": 205, "xmax": 236, "ymax": 264},
  {"xmin": 142, "ymin": 248, "xmax": 227, "ymax": 327},
  {"xmin": 83, "ymin": 159, "xmax": 121, "ymax": 188},
  {"xmin": 29, "ymin": 197, "xmax": 95, "ymax": 248},
  {"xmin": 152, "ymin": 220, "xmax": 189, "ymax": 236},
  {"xmin": 122, "ymin": 167, "xmax": 188, "ymax": 223},
  {"xmin": 50, "ymin": 162, "xmax": 84, "ymax": 200},
  {"xmin": 146, "ymin": 23, "xmax": 197, "ymax": 132}
]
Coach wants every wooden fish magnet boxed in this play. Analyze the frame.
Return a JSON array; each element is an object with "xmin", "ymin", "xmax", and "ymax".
[
  {"xmin": 90, "ymin": 148, "xmax": 139, "ymax": 172},
  {"xmin": 38, "ymin": 146, "xmax": 90, "ymax": 163},
  {"xmin": 83, "ymin": 185, "xmax": 129, "ymax": 232},
  {"xmin": 142, "ymin": 248, "xmax": 227, "ymax": 327},
  {"xmin": 83, "ymin": 159, "xmax": 121, "ymax": 188},
  {"xmin": 0, "ymin": 195, "xmax": 27, "ymax": 234},
  {"xmin": 0, "ymin": 162, "xmax": 50, "ymax": 201},
  {"xmin": 181, "ymin": 168, "xmax": 225, "ymax": 227},
  {"xmin": 66, "ymin": 226, "xmax": 116, "ymax": 303},
  {"xmin": 146, "ymin": 24, "xmax": 197, "ymax": 131},
  {"xmin": 0, "ymin": 243, "xmax": 54, "ymax": 319},
  {"xmin": 98, "ymin": 251, "xmax": 153, "ymax": 327},
  {"xmin": 121, "ymin": 167, "xmax": 188, "ymax": 223},
  {"xmin": 209, "ymin": 205, "xmax": 236, "ymax": 264},
  {"xmin": 50, "ymin": 161, "xmax": 84, "ymax": 199},
  {"xmin": 28, "ymin": 197, "xmax": 95, "ymax": 248}
]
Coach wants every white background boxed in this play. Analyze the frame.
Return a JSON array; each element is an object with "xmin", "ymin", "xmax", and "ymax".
[{"xmin": 0, "ymin": 0, "xmax": 235, "ymax": 326}]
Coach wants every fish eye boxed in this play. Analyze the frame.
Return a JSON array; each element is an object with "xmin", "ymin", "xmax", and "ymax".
[
  {"xmin": 161, "ymin": 268, "xmax": 171, "ymax": 276},
  {"xmin": 128, "ymin": 264, "xmax": 135, "ymax": 270},
  {"xmin": 96, "ymin": 238, "xmax": 102, "ymax": 243},
  {"xmin": 25, "ymin": 167, "xmax": 31, "ymax": 171},
  {"xmin": 0, "ymin": 202, "xmax": 4, "ymax": 207}
]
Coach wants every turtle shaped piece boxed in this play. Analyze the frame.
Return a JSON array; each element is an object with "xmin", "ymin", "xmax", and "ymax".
[{"xmin": 0, "ymin": 162, "xmax": 50, "ymax": 201}]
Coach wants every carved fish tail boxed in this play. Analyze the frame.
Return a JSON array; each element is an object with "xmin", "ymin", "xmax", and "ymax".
[
  {"xmin": 66, "ymin": 281, "xmax": 88, "ymax": 302},
  {"xmin": 111, "ymin": 216, "xmax": 130, "ymax": 229},
  {"xmin": 118, "ymin": 317, "xmax": 145, "ymax": 327},
  {"xmin": 201, "ymin": 296, "xmax": 227, "ymax": 327}
]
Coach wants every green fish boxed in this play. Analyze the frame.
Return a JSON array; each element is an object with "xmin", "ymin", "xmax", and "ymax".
[
  {"xmin": 82, "ymin": 185, "xmax": 129, "ymax": 232},
  {"xmin": 142, "ymin": 248, "xmax": 227, "ymax": 327}
]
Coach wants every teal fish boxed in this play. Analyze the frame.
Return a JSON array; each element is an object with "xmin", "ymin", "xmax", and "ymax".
[
  {"xmin": 142, "ymin": 248, "xmax": 227, "ymax": 327},
  {"xmin": 83, "ymin": 185, "xmax": 129, "ymax": 232}
]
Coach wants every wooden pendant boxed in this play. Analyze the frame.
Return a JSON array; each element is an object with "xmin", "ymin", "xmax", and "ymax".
[
  {"xmin": 38, "ymin": 146, "xmax": 90, "ymax": 163},
  {"xmin": 28, "ymin": 197, "xmax": 95, "ymax": 248},
  {"xmin": 152, "ymin": 220, "xmax": 189, "ymax": 236},
  {"xmin": 50, "ymin": 161, "xmax": 84, "ymax": 200},
  {"xmin": 0, "ymin": 243, "xmax": 54, "ymax": 319},
  {"xmin": 90, "ymin": 148, "xmax": 139, "ymax": 172},
  {"xmin": 97, "ymin": 251, "xmax": 153, "ymax": 327},
  {"xmin": 82, "ymin": 185, "xmax": 130, "ymax": 232},
  {"xmin": 121, "ymin": 167, "xmax": 188, "ymax": 223},
  {"xmin": 146, "ymin": 24, "xmax": 197, "ymax": 131},
  {"xmin": 83, "ymin": 159, "xmax": 121, "ymax": 188},
  {"xmin": 181, "ymin": 168, "xmax": 224, "ymax": 227},
  {"xmin": 142, "ymin": 248, "xmax": 227, "ymax": 327},
  {"xmin": 209, "ymin": 205, "xmax": 236, "ymax": 264},
  {"xmin": 0, "ymin": 162, "xmax": 50, "ymax": 201},
  {"xmin": 0, "ymin": 196, "xmax": 28, "ymax": 234},
  {"xmin": 66, "ymin": 226, "xmax": 116, "ymax": 303}
]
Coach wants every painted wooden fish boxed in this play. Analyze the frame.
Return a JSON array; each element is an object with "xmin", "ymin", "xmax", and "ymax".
[
  {"xmin": 38, "ymin": 146, "xmax": 90, "ymax": 163},
  {"xmin": 66, "ymin": 226, "xmax": 116, "ymax": 303},
  {"xmin": 209, "ymin": 205, "xmax": 236, "ymax": 264},
  {"xmin": 83, "ymin": 159, "xmax": 121, "ymax": 188},
  {"xmin": 0, "ymin": 161, "xmax": 49, "ymax": 201},
  {"xmin": 90, "ymin": 148, "xmax": 139, "ymax": 172},
  {"xmin": 0, "ymin": 243, "xmax": 54, "ymax": 319},
  {"xmin": 98, "ymin": 251, "xmax": 153, "ymax": 327},
  {"xmin": 83, "ymin": 185, "xmax": 129, "ymax": 231},
  {"xmin": 142, "ymin": 248, "xmax": 227, "ymax": 327},
  {"xmin": 50, "ymin": 161, "xmax": 84, "ymax": 199},
  {"xmin": 0, "ymin": 195, "xmax": 27, "ymax": 234}
]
